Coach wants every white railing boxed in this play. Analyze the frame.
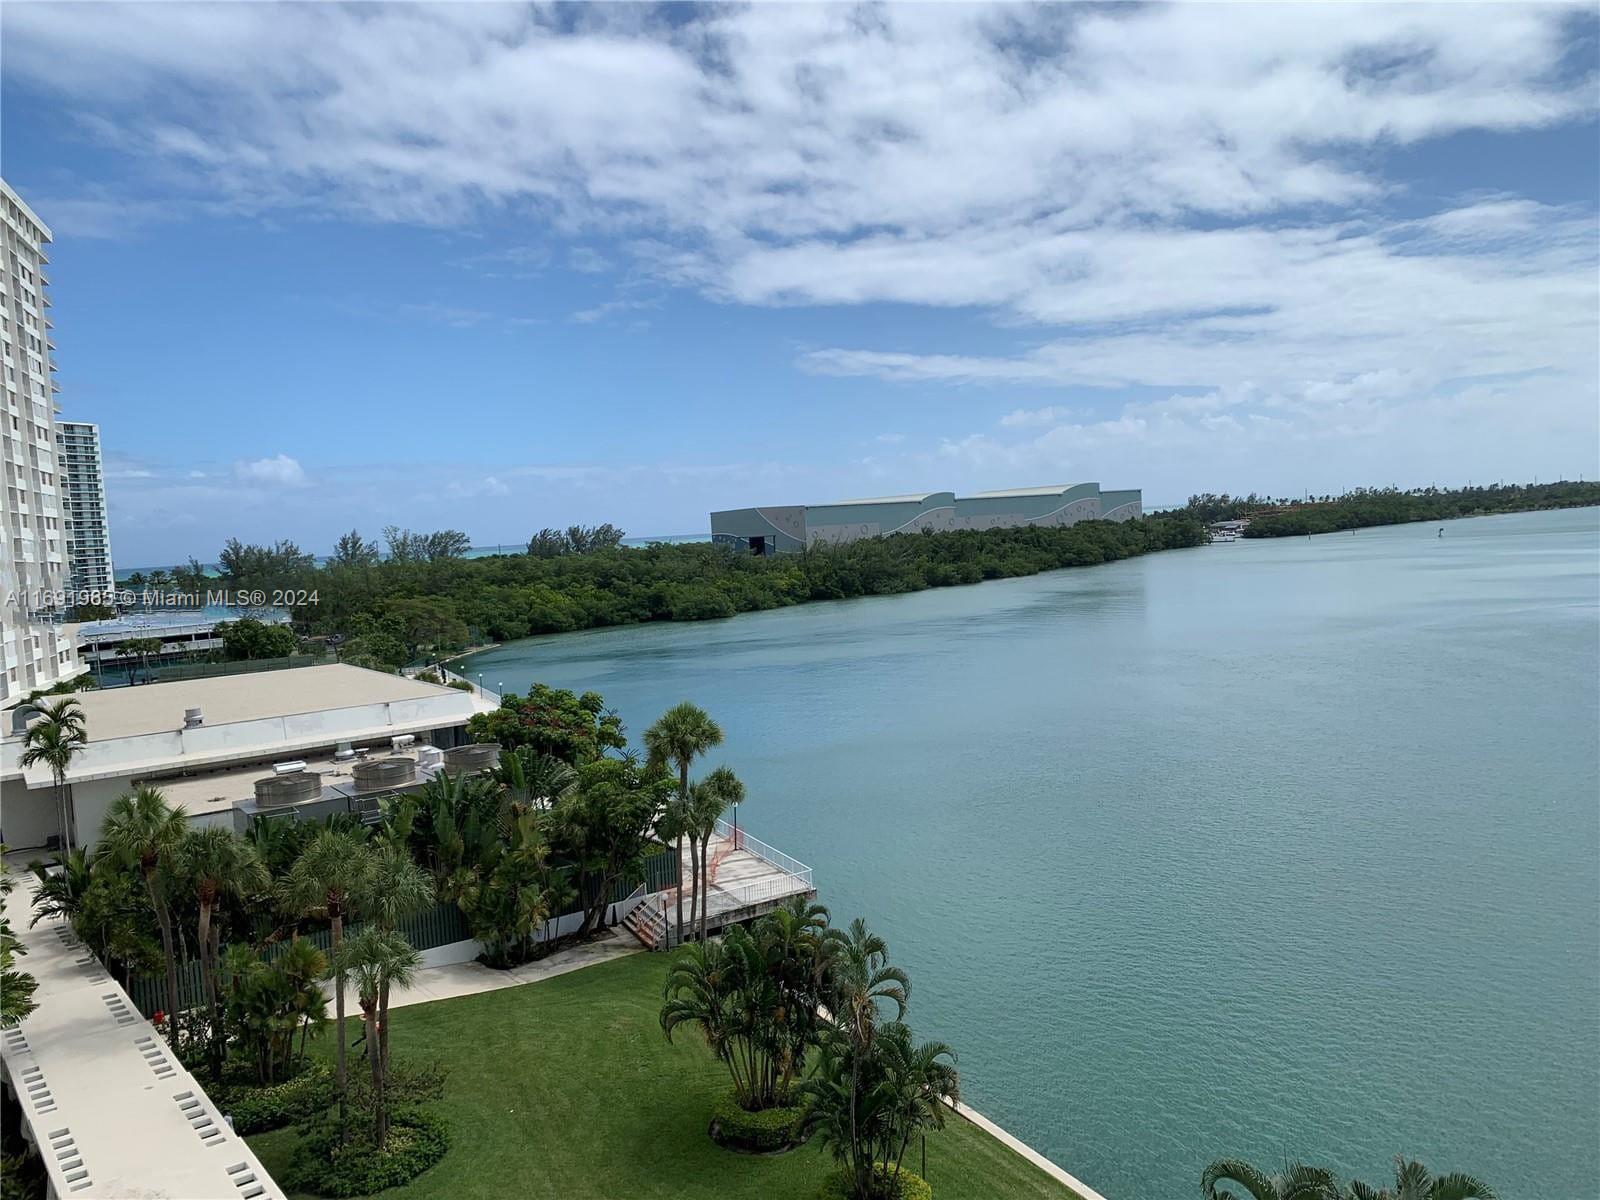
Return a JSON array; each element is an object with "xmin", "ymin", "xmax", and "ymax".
[
  {"xmin": 708, "ymin": 873, "xmax": 814, "ymax": 913},
  {"xmin": 713, "ymin": 817, "xmax": 812, "ymax": 885}
]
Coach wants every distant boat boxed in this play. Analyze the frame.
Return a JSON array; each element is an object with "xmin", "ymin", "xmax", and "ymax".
[{"xmin": 1438, "ymin": 528, "xmax": 1445, "ymax": 538}]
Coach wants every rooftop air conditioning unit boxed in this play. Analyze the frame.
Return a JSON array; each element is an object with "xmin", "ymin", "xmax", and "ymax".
[
  {"xmin": 254, "ymin": 770, "xmax": 322, "ymax": 808},
  {"xmin": 416, "ymin": 745, "xmax": 445, "ymax": 772},
  {"xmin": 273, "ymin": 760, "xmax": 308, "ymax": 775},
  {"xmin": 391, "ymin": 734, "xmax": 416, "ymax": 752}
]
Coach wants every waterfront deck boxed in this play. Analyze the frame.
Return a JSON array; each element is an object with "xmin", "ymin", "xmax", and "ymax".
[{"xmin": 624, "ymin": 820, "xmax": 815, "ymax": 949}]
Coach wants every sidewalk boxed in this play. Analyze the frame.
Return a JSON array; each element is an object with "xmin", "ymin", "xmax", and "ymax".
[{"xmin": 379, "ymin": 930, "xmax": 640, "ymax": 1011}]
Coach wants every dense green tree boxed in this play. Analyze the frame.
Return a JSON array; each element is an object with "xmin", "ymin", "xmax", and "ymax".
[
  {"xmin": 120, "ymin": 636, "xmax": 164, "ymax": 682},
  {"xmin": 217, "ymin": 511, "xmax": 1211, "ymax": 655},
  {"xmin": 216, "ymin": 618, "xmax": 298, "ymax": 661},
  {"xmin": 643, "ymin": 703, "xmax": 723, "ymax": 946},
  {"xmin": 181, "ymin": 828, "xmax": 269, "ymax": 1078},
  {"xmin": 98, "ymin": 787, "xmax": 190, "ymax": 1049},
  {"xmin": 553, "ymin": 756, "xmax": 673, "ymax": 935},
  {"xmin": 332, "ymin": 529, "xmax": 381, "ymax": 567},
  {"xmin": 468, "ymin": 683, "xmax": 625, "ymax": 764}
]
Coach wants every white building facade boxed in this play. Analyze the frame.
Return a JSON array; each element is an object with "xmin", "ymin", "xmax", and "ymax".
[
  {"xmin": 56, "ymin": 420, "xmax": 114, "ymax": 598},
  {"xmin": 1, "ymin": 178, "xmax": 79, "ymax": 706}
]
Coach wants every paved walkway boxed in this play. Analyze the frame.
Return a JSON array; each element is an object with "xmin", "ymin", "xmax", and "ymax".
[{"xmin": 374, "ymin": 930, "xmax": 640, "ymax": 1011}]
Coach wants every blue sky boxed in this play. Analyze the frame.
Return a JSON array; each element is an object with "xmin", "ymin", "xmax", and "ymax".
[{"xmin": 3, "ymin": 2, "xmax": 1597, "ymax": 566}]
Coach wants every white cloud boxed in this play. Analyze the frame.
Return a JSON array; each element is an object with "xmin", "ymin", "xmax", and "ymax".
[
  {"xmin": 235, "ymin": 454, "xmax": 308, "ymax": 488},
  {"xmin": 1000, "ymin": 406, "xmax": 1085, "ymax": 429},
  {"xmin": 447, "ymin": 475, "xmax": 511, "ymax": 499},
  {"xmin": 7, "ymin": 2, "xmax": 1596, "ymax": 502}
]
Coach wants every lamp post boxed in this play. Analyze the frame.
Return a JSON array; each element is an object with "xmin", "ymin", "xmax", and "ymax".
[
  {"xmin": 731, "ymin": 799, "xmax": 741, "ymax": 850},
  {"xmin": 477, "ymin": 673, "xmax": 483, "ymax": 696}
]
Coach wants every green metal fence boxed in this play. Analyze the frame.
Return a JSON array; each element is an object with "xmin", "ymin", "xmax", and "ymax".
[
  {"xmin": 127, "ymin": 901, "xmax": 470, "ymax": 1018},
  {"xmin": 126, "ymin": 847, "xmax": 675, "ymax": 1017}
]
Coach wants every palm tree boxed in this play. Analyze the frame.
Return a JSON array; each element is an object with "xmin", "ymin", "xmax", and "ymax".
[
  {"xmin": 28, "ymin": 848, "xmax": 93, "ymax": 926},
  {"xmin": 20, "ymin": 697, "xmax": 87, "ymax": 853},
  {"xmin": 281, "ymin": 828, "xmax": 371, "ymax": 1141},
  {"xmin": 1, "ymin": 849, "xmax": 38, "ymax": 1028},
  {"xmin": 98, "ymin": 786, "xmax": 189, "ymax": 1050},
  {"xmin": 1348, "ymin": 1158, "xmax": 1497, "ymax": 1200},
  {"xmin": 878, "ymin": 1024, "xmax": 959, "ymax": 1193},
  {"xmin": 356, "ymin": 842, "xmax": 432, "ymax": 1071},
  {"xmin": 1201, "ymin": 1159, "xmax": 1341, "ymax": 1200},
  {"xmin": 642, "ymin": 702, "xmax": 722, "ymax": 946},
  {"xmin": 275, "ymin": 937, "xmax": 329, "ymax": 1070},
  {"xmin": 690, "ymin": 766, "xmax": 745, "ymax": 943},
  {"xmin": 337, "ymin": 926, "xmax": 421, "ymax": 1147},
  {"xmin": 181, "ymin": 827, "xmax": 268, "ymax": 1078},
  {"xmin": 824, "ymin": 918, "xmax": 910, "ymax": 1199}
]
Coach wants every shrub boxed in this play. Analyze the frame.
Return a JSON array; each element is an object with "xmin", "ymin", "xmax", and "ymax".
[
  {"xmin": 447, "ymin": 679, "xmax": 474, "ymax": 691},
  {"xmin": 282, "ymin": 1110, "xmax": 449, "ymax": 1197},
  {"xmin": 708, "ymin": 1090, "xmax": 806, "ymax": 1152},
  {"xmin": 215, "ymin": 1065, "xmax": 333, "ymax": 1134},
  {"xmin": 818, "ymin": 1165, "xmax": 933, "ymax": 1200}
]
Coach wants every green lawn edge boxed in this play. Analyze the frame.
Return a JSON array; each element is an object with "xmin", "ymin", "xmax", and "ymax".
[{"xmin": 247, "ymin": 952, "xmax": 1086, "ymax": 1200}]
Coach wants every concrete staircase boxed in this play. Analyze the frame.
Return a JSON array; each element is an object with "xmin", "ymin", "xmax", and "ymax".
[{"xmin": 622, "ymin": 894, "xmax": 675, "ymax": 951}]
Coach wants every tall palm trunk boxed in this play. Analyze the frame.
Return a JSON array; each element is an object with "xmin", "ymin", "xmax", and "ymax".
[
  {"xmin": 698, "ymin": 832, "xmax": 711, "ymax": 943},
  {"xmin": 686, "ymin": 829, "xmax": 700, "ymax": 940},
  {"xmin": 197, "ymin": 896, "xmax": 219, "ymax": 1079},
  {"xmin": 54, "ymin": 772, "xmax": 72, "ymax": 854},
  {"xmin": 675, "ymin": 759, "xmax": 690, "ymax": 946},
  {"xmin": 378, "ymin": 979, "xmax": 392, "ymax": 1070},
  {"xmin": 209, "ymin": 921, "xmax": 224, "ymax": 1077},
  {"xmin": 363, "ymin": 999, "xmax": 386, "ymax": 1147},
  {"xmin": 331, "ymin": 907, "xmax": 348, "ymax": 1141},
  {"xmin": 146, "ymin": 870, "xmax": 181, "ymax": 1054}
]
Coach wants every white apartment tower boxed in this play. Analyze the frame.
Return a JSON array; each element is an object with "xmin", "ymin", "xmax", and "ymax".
[
  {"xmin": 1, "ymin": 178, "xmax": 81, "ymax": 705},
  {"xmin": 57, "ymin": 421, "xmax": 114, "ymax": 597}
]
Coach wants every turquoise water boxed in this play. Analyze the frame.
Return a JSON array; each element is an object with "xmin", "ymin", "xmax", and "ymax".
[{"xmin": 462, "ymin": 508, "xmax": 1600, "ymax": 1199}]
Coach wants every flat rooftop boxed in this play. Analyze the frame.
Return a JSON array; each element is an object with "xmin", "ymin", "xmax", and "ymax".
[{"xmin": 61, "ymin": 664, "xmax": 461, "ymax": 742}]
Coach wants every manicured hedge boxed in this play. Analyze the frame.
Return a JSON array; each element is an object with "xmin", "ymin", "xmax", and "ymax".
[
  {"xmin": 819, "ymin": 1164, "xmax": 934, "ymax": 1200},
  {"xmin": 215, "ymin": 1066, "xmax": 333, "ymax": 1134},
  {"xmin": 283, "ymin": 1110, "xmax": 450, "ymax": 1197},
  {"xmin": 708, "ymin": 1090, "xmax": 806, "ymax": 1152}
]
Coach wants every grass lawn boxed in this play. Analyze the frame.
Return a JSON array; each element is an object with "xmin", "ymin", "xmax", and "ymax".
[{"xmin": 248, "ymin": 951, "xmax": 1083, "ymax": 1200}]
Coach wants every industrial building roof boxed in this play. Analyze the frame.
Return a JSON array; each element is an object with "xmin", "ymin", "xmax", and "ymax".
[
  {"xmin": 965, "ymin": 483, "xmax": 1091, "ymax": 498},
  {"xmin": 818, "ymin": 491, "xmax": 951, "ymax": 506}
]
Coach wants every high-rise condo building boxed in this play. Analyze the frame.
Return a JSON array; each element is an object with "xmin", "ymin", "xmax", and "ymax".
[
  {"xmin": 1, "ymin": 178, "xmax": 82, "ymax": 705},
  {"xmin": 56, "ymin": 421, "xmax": 115, "ymax": 598}
]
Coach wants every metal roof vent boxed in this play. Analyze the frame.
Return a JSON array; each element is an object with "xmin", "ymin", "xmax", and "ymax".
[
  {"xmin": 183, "ymin": 708, "xmax": 204, "ymax": 729},
  {"xmin": 353, "ymin": 756, "xmax": 416, "ymax": 793},
  {"xmin": 333, "ymin": 741, "xmax": 355, "ymax": 762},
  {"xmin": 442, "ymin": 742, "xmax": 501, "ymax": 774},
  {"xmin": 253, "ymin": 770, "xmax": 322, "ymax": 808}
]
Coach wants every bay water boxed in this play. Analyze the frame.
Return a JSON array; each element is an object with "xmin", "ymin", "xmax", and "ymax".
[{"xmin": 462, "ymin": 507, "xmax": 1599, "ymax": 1199}]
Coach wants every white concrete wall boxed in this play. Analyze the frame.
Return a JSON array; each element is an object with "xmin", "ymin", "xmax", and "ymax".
[{"xmin": 0, "ymin": 786, "xmax": 58, "ymax": 851}]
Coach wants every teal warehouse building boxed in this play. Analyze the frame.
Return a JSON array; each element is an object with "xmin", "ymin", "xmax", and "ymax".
[{"xmin": 710, "ymin": 483, "xmax": 1142, "ymax": 555}]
